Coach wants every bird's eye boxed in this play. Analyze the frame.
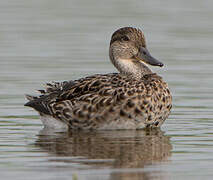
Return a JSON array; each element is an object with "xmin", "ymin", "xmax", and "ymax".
[{"xmin": 121, "ymin": 36, "xmax": 129, "ymax": 41}]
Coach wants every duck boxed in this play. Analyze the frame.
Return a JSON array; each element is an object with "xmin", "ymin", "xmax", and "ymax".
[{"xmin": 25, "ymin": 27, "xmax": 172, "ymax": 130}]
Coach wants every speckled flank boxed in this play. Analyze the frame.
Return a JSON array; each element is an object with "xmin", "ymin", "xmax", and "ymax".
[{"xmin": 25, "ymin": 27, "xmax": 172, "ymax": 130}]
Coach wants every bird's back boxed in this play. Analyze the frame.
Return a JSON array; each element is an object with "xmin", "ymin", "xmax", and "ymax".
[{"xmin": 25, "ymin": 73, "xmax": 172, "ymax": 130}]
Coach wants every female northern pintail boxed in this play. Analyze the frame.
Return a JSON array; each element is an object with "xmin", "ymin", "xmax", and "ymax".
[{"xmin": 25, "ymin": 27, "xmax": 172, "ymax": 130}]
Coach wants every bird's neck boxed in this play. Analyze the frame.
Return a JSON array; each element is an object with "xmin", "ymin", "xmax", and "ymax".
[{"xmin": 110, "ymin": 53, "xmax": 152, "ymax": 79}]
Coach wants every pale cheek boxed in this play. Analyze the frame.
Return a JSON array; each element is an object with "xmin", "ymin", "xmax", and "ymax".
[
  {"xmin": 116, "ymin": 47, "xmax": 131, "ymax": 59},
  {"xmin": 112, "ymin": 43, "xmax": 138, "ymax": 59},
  {"xmin": 121, "ymin": 46, "xmax": 138, "ymax": 59},
  {"xmin": 131, "ymin": 47, "xmax": 138, "ymax": 56}
]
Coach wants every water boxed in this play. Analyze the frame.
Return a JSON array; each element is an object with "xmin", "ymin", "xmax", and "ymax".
[{"xmin": 0, "ymin": 0, "xmax": 213, "ymax": 179}]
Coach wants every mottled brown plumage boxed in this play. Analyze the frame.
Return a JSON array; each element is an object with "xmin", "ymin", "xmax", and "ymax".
[{"xmin": 25, "ymin": 27, "xmax": 172, "ymax": 130}]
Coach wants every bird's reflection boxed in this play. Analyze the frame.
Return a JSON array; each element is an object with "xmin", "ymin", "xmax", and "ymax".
[{"xmin": 35, "ymin": 128, "xmax": 172, "ymax": 180}]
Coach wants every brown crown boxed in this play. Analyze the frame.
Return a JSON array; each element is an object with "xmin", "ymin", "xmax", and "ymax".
[{"xmin": 110, "ymin": 27, "xmax": 146, "ymax": 47}]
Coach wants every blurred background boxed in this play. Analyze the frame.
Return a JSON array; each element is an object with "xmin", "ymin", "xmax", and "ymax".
[{"xmin": 0, "ymin": 0, "xmax": 213, "ymax": 180}]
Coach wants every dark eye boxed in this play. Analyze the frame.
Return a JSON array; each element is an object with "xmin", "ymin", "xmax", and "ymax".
[
  {"xmin": 143, "ymin": 51, "xmax": 146, "ymax": 55},
  {"xmin": 121, "ymin": 36, "xmax": 129, "ymax": 41}
]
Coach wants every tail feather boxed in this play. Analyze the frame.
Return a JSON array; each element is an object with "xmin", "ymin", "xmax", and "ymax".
[
  {"xmin": 24, "ymin": 95, "xmax": 51, "ymax": 115},
  {"xmin": 24, "ymin": 80, "xmax": 75, "ymax": 115},
  {"xmin": 37, "ymin": 89, "xmax": 46, "ymax": 94},
  {"xmin": 25, "ymin": 94, "xmax": 37, "ymax": 101}
]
